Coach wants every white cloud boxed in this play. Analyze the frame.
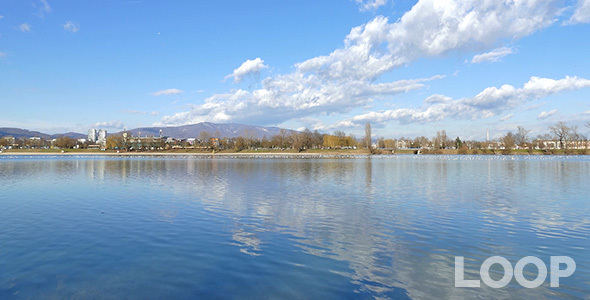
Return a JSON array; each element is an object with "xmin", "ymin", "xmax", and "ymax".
[
  {"xmin": 583, "ymin": 110, "xmax": 590, "ymax": 115},
  {"xmin": 35, "ymin": 0, "xmax": 52, "ymax": 17},
  {"xmin": 423, "ymin": 94, "xmax": 452, "ymax": 104},
  {"xmin": 158, "ymin": 0, "xmax": 564, "ymax": 127},
  {"xmin": 566, "ymin": 0, "xmax": 590, "ymax": 24},
  {"xmin": 297, "ymin": 1, "xmax": 558, "ymax": 81},
  {"xmin": 93, "ymin": 120, "xmax": 125, "ymax": 129},
  {"xmin": 470, "ymin": 47, "xmax": 514, "ymax": 63},
  {"xmin": 153, "ymin": 88, "xmax": 183, "ymax": 96},
  {"xmin": 19, "ymin": 23, "xmax": 31, "ymax": 32},
  {"xmin": 150, "ymin": 111, "xmax": 160, "ymax": 116},
  {"xmin": 0, "ymin": 52, "xmax": 6, "ymax": 58},
  {"xmin": 538, "ymin": 109, "xmax": 558, "ymax": 119},
  {"xmin": 355, "ymin": 0, "xmax": 388, "ymax": 11},
  {"xmin": 224, "ymin": 58, "xmax": 268, "ymax": 83},
  {"xmin": 63, "ymin": 21, "xmax": 79, "ymax": 33},
  {"xmin": 500, "ymin": 113, "xmax": 514, "ymax": 121},
  {"xmin": 0, "ymin": 15, "xmax": 4, "ymax": 20},
  {"xmin": 329, "ymin": 76, "xmax": 590, "ymax": 128},
  {"xmin": 156, "ymin": 75, "xmax": 442, "ymax": 126}
]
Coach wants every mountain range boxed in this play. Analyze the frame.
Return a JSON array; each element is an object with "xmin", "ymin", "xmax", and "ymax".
[
  {"xmin": 0, "ymin": 122, "xmax": 295, "ymax": 140},
  {"xmin": 0, "ymin": 128, "xmax": 86, "ymax": 140}
]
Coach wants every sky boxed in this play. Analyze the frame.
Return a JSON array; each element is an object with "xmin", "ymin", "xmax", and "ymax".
[{"xmin": 1, "ymin": 0, "xmax": 590, "ymax": 140}]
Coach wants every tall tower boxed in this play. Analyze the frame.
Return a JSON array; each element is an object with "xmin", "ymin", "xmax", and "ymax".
[
  {"xmin": 88, "ymin": 128, "xmax": 98, "ymax": 143},
  {"xmin": 486, "ymin": 128, "xmax": 490, "ymax": 142},
  {"xmin": 97, "ymin": 129, "xmax": 107, "ymax": 147}
]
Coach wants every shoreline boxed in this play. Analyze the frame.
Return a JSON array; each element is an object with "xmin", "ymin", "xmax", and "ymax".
[
  {"xmin": 1, "ymin": 150, "xmax": 588, "ymax": 157},
  {"xmin": 0, "ymin": 151, "xmax": 371, "ymax": 157}
]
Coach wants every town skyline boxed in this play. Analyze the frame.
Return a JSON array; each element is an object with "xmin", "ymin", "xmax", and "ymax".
[{"xmin": 1, "ymin": 0, "xmax": 590, "ymax": 140}]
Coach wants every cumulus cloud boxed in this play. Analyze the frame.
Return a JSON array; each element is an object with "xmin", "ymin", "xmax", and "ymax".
[
  {"xmin": 355, "ymin": 0, "xmax": 388, "ymax": 11},
  {"xmin": 500, "ymin": 113, "xmax": 514, "ymax": 121},
  {"xmin": 566, "ymin": 0, "xmax": 590, "ymax": 24},
  {"xmin": 538, "ymin": 109, "xmax": 558, "ymax": 119},
  {"xmin": 19, "ymin": 23, "xmax": 31, "ymax": 32},
  {"xmin": 34, "ymin": 0, "xmax": 52, "ymax": 17},
  {"xmin": 93, "ymin": 120, "xmax": 125, "ymax": 129},
  {"xmin": 329, "ymin": 76, "xmax": 590, "ymax": 128},
  {"xmin": 470, "ymin": 47, "xmax": 514, "ymax": 63},
  {"xmin": 63, "ymin": 21, "xmax": 79, "ymax": 33},
  {"xmin": 156, "ymin": 75, "xmax": 442, "ymax": 126},
  {"xmin": 153, "ymin": 88, "xmax": 183, "ymax": 96},
  {"xmin": 225, "ymin": 58, "xmax": 268, "ymax": 83},
  {"xmin": 158, "ymin": 0, "xmax": 564, "ymax": 127}
]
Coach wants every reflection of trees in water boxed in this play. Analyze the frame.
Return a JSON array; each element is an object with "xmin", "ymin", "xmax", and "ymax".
[{"xmin": 2, "ymin": 156, "xmax": 589, "ymax": 299}]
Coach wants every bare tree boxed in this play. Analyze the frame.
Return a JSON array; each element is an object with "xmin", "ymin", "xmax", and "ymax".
[
  {"xmin": 55, "ymin": 136, "xmax": 76, "ymax": 149},
  {"xmin": 549, "ymin": 122, "xmax": 571, "ymax": 149},
  {"xmin": 434, "ymin": 132, "xmax": 442, "ymax": 149},
  {"xmin": 198, "ymin": 131, "xmax": 212, "ymax": 146},
  {"xmin": 570, "ymin": 126, "xmax": 580, "ymax": 148},
  {"xmin": 502, "ymin": 132, "xmax": 515, "ymax": 153},
  {"xmin": 441, "ymin": 130, "xmax": 448, "ymax": 149},
  {"xmin": 514, "ymin": 126, "xmax": 530, "ymax": 147},
  {"xmin": 364, "ymin": 122, "xmax": 372, "ymax": 149},
  {"xmin": 377, "ymin": 137, "xmax": 385, "ymax": 148},
  {"xmin": 312, "ymin": 130, "xmax": 324, "ymax": 149}
]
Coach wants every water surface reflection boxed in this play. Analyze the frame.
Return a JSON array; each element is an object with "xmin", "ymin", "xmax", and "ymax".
[{"xmin": 0, "ymin": 156, "xmax": 589, "ymax": 299}]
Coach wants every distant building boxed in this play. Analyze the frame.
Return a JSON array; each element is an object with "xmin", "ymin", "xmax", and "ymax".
[
  {"xmin": 87, "ymin": 128, "xmax": 107, "ymax": 147},
  {"xmin": 88, "ymin": 129, "xmax": 98, "ymax": 143},
  {"xmin": 97, "ymin": 129, "xmax": 107, "ymax": 147}
]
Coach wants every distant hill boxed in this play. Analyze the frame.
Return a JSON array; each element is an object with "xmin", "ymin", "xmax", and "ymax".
[
  {"xmin": 50, "ymin": 132, "xmax": 86, "ymax": 139},
  {"xmin": 0, "ymin": 128, "xmax": 86, "ymax": 140},
  {"xmin": 1, "ymin": 123, "xmax": 294, "ymax": 140},
  {"xmin": 121, "ymin": 122, "xmax": 294, "ymax": 139},
  {"xmin": 0, "ymin": 128, "xmax": 51, "ymax": 139}
]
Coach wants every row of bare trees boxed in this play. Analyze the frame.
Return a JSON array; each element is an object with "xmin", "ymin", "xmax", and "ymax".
[
  {"xmin": 0, "ymin": 136, "xmax": 80, "ymax": 149},
  {"xmin": 2, "ymin": 121, "xmax": 589, "ymax": 152}
]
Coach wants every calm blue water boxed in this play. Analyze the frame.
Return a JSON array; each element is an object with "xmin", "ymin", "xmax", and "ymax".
[{"xmin": 0, "ymin": 155, "xmax": 589, "ymax": 299}]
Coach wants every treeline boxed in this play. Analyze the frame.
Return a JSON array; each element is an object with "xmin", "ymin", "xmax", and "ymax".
[
  {"xmin": 0, "ymin": 136, "xmax": 78, "ymax": 149},
  {"xmin": 1, "ymin": 121, "xmax": 589, "ymax": 153}
]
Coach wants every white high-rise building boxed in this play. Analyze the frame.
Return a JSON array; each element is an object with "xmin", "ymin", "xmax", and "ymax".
[
  {"xmin": 97, "ymin": 129, "xmax": 107, "ymax": 146},
  {"xmin": 88, "ymin": 129, "xmax": 98, "ymax": 143}
]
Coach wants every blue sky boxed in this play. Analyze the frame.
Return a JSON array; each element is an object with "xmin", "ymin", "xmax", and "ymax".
[{"xmin": 1, "ymin": 0, "xmax": 590, "ymax": 140}]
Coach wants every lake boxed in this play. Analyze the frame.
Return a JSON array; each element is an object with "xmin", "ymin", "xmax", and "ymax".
[{"xmin": 0, "ymin": 155, "xmax": 589, "ymax": 299}]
